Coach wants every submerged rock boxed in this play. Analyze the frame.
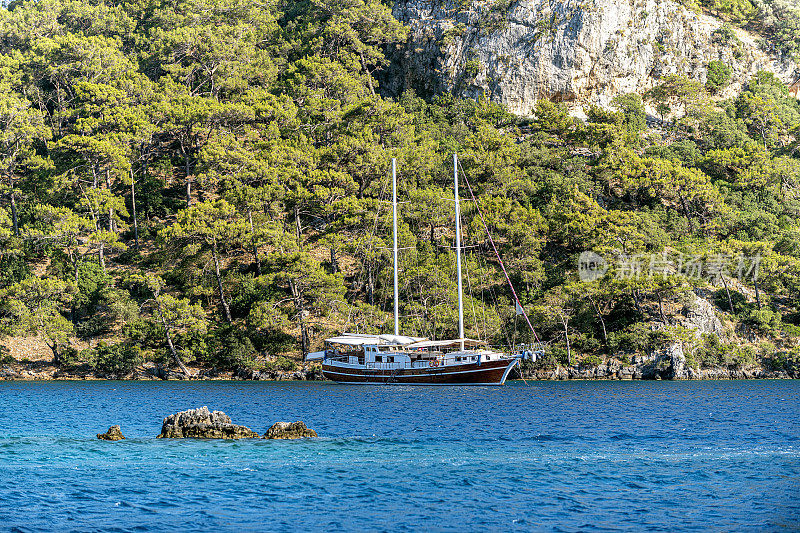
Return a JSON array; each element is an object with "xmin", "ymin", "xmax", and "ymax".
[
  {"xmin": 157, "ymin": 406, "xmax": 260, "ymax": 439},
  {"xmin": 263, "ymin": 421, "xmax": 317, "ymax": 440},
  {"xmin": 97, "ymin": 425, "xmax": 125, "ymax": 441}
]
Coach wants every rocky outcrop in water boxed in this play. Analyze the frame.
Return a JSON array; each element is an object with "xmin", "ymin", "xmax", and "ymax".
[
  {"xmin": 386, "ymin": 0, "xmax": 798, "ymax": 113},
  {"xmin": 263, "ymin": 421, "xmax": 318, "ymax": 440},
  {"xmin": 97, "ymin": 425, "xmax": 126, "ymax": 441},
  {"xmin": 157, "ymin": 407, "xmax": 260, "ymax": 439}
]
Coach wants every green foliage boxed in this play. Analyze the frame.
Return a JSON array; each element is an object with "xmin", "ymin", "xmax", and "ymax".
[
  {"xmin": 695, "ymin": 333, "xmax": 758, "ymax": 368},
  {"xmin": 463, "ymin": 59, "xmax": 483, "ymax": 80},
  {"xmin": 607, "ymin": 323, "xmax": 673, "ymax": 354},
  {"xmin": 611, "ymin": 93, "xmax": 647, "ymax": 132},
  {"xmin": 0, "ymin": 277, "xmax": 76, "ymax": 361},
  {"xmin": 579, "ymin": 354, "xmax": 603, "ymax": 368},
  {"xmin": 706, "ymin": 60, "xmax": 733, "ymax": 93},
  {"xmin": 264, "ymin": 356, "xmax": 298, "ymax": 373},
  {"xmin": 0, "ymin": 0, "xmax": 797, "ymax": 377},
  {"xmin": 93, "ymin": 342, "xmax": 143, "ymax": 375}
]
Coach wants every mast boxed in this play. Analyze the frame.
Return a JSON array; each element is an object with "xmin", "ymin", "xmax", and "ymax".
[
  {"xmin": 454, "ymin": 153, "xmax": 465, "ymax": 350},
  {"xmin": 392, "ymin": 157, "xmax": 399, "ymax": 336}
]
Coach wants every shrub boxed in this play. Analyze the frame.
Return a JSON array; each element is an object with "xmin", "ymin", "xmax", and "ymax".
[
  {"xmin": 711, "ymin": 288, "xmax": 747, "ymax": 314},
  {"xmin": 264, "ymin": 356, "xmax": 298, "ymax": 373},
  {"xmin": 607, "ymin": 323, "xmax": 674, "ymax": 355},
  {"xmin": 94, "ymin": 342, "xmax": 143, "ymax": 375},
  {"xmin": 611, "ymin": 93, "xmax": 647, "ymax": 132},
  {"xmin": 206, "ymin": 327, "xmax": 258, "ymax": 369},
  {"xmin": 706, "ymin": 60, "xmax": 732, "ymax": 93},
  {"xmin": 57, "ymin": 346, "xmax": 82, "ymax": 368},
  {"xmin": 764, "ymin": 346, "xmax": 800, "ymax": 371},
  {"xmin": 580, "ymin": 354, "xmax": 603, "ymax": 368},
  {"xmin": 463, "ymin": 59, "xmax": 482, "ymax": 79},
  {"xmin": 743, "ymin": 308, "xmax": 781, "ymax": 333},
  {"xmin": 572, "ymin": 333, "xmax": 601, "ymax": 353}
]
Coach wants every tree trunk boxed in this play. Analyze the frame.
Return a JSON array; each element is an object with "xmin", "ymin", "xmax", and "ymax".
[
  {"xmin": 755, "ymin": 277, "xmax": 761, "ymax": 310},
  {"xmin": 9, "ymin": 192, "xmax": 19, "ymax": 236},
  {"xmin": 99, "ymin": 242, "xmax": 105, "ymax": 272},
  {"xmin": 330, "ymin": 246, "xmax": 339, "ymax": 274},
  {"xmin": 105, "ymin": 169, "xmax": 113, "ymax": 232},
  {"xmin": 367, "ymin": 266, "xmax": 375, "ymax": 306},
  {"xmin": 70, "ymin": 252, "xmax": 79, "ymax": 283},
  {"xmin": 678, "ymin": 192, "xmax": 695, "ymax": 234},
  {"xmin": 47, "ymin": 338, "xmax": 60, "ymax": 366},
  {"xmin": 131, "ymin": 171, "xmax": 139, "ymax": 250},
  {"xmin": 632, "ymin": 289, "xmax": 643, "ymax": 316},
  {"xmin": 294, "ymin": 206, "xmax": 302, "ymax": 250},
  {"xmin": 183, "ymin": 140, "xmax": 193, "ymax": 207},
  {"xmin": 360, "ymin": 51, "xmax": 376, "ymax": 97},
  {"xmin": 720, "ymin": 275, "xmax": 735, "ymax": 315},
  {"xmin": 588, "ymin": 296, "xmax": 608, "ymax": 343},
  {"xmin": 248, "ymin": 209, "xmax": 261, "ymax": 275},
  {"xmin": 289, "ymin": 279, "xmax": 309, "ymax": 356},
  {"xmin": 656, "ymin": 290, "xmax": 666, "ymax": 323},
  {"xmin": 562, "ymin": 316, "xmax": 571, "ymax": 366},
  {"xmin": 155, "ymin": 296, "xmax": 191, "ymax": 377},
  {"xmin": 211, "ymin": 240, "xmax": 233, "ymax": 324}
]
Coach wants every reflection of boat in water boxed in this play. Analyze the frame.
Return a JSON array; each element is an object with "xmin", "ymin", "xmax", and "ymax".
[{"xmin": 306, "ymin": 155, "xmax": 534, "ymax": 385}]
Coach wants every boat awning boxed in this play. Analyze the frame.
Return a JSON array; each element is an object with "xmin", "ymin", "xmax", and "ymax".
[
  {"xmin": 324, "ymin": 333, "xmax": 427, "ymax": 346},
  {"xmin": 305, "ymin": 350, "xmax": 326, "ymax": 361},
  {"xmin": 377, "ymin": 334, "xmax": 427, "ymax": 345},
  {"xmin": 406, "ymin": 338, "xmax": 483, "ymax": 349},
  {"xmin": 324, "ymin": 335, "xmax": 378, "ymax": 346}
]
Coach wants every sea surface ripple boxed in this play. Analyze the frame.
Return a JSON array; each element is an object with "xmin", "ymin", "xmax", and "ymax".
[{"xmin": 0, "ymin": 380, "xmax": 798, "ymax": 531}]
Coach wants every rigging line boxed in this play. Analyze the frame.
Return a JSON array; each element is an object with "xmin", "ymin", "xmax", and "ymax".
[
  {"xmin": 479, "ymin": 258, "xmax": 489, "ymax": 343},
  {"xmin": 462, "ymin": 229, "xmax": 480, "ymax": 340},
  {"xmin": 457, "ymin": 159, "xmax": 540, "ymax": 343},
  {"xmin": 340, "ymin": 168, "xmax": 392, "ymax": 334}
]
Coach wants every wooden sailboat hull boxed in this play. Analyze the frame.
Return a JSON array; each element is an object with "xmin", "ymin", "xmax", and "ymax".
[{"xmin": 322, "ymin": 358, "xmax": 519, "ymax": 385}]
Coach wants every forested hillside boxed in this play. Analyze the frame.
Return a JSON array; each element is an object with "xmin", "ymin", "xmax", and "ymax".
[{"xmin": 1, "ymin": 0, "xmax": 799, "ymax": 378}]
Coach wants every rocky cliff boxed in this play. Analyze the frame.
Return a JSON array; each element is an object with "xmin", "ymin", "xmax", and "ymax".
[{"xmin": 386, "ymin": 0, "xmax": 799, "ymax": 114}]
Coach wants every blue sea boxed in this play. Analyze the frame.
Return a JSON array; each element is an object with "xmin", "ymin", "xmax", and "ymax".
[{"xmin": 0, "ymin": 380, "xmax": 798, "ymax": 532}]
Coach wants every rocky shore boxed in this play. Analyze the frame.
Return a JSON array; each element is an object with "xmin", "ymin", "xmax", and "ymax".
[
  {"xmin": 0, "ymin": 358, "xmax": 794, "ymax": 381},
  {"xmin": 521, "ymin": 343, "xmax": 798, "ymax": 380},
  {"xmin": 0, "ymin": 339, "xmax": 795, "ymax": 382},
  {"xmin": 0, "ymin": 361, "xmax": 323, "ymax": 381}
]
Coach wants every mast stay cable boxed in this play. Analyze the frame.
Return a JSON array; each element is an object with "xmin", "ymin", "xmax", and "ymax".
[{"xmin": 456, "ymin": 159, "xmax": 540, "ymax": 343}]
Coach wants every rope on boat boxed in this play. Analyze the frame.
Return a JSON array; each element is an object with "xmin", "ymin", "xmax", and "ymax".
[{"xmin": 457, "ymin": 159, "xmax": 540, "ymax": 344}]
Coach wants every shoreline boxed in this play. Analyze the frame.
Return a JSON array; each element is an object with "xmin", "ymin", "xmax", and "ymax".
[{"xmin": 1, "ymin": 362, "xmax": 796, "ymax": 382}]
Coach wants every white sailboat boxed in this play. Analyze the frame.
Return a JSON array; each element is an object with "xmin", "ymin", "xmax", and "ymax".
[{"xmin": 308, "ymin": 155, "xmax": 522, "ymax": 385}]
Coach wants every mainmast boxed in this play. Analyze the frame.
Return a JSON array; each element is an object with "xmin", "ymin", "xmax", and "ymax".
[
  {"xmin": 392, "ymin": 157, "xmax": 399, "ymax": 336},
  {"xmin": 454, "ymin": 154, "xmax": 465, "ymax": 351}
]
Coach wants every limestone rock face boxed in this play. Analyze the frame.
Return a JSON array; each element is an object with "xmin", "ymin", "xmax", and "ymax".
[
  {"xmin": 683, "ymin": 295, "xmax": 724, "ymax": 336},
  {"xmin": 97, "ymin": 425, "xmax": 125, "ymax": 441},
  {"xmin": 665, "ymin": 342, "xmax": 687, "ymax": 379},
  {"xmin": 263, "ymin": 421, "xmax": 318, "ymax": 440},
  {"xmin": 386, "ymin": 0, "xmax": 798, "ymax": 114},
  {"xmin": 157, "ymin": 407, "xmax": 260, "ymax": 439}
]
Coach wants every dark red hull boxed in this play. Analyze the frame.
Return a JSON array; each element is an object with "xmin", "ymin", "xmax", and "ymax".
[{"xmin": 322, "ymin": 358, "xmax": 518, "ymax": 385}]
